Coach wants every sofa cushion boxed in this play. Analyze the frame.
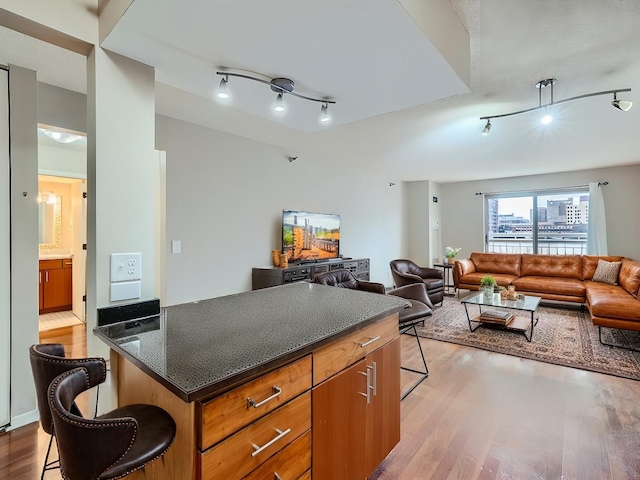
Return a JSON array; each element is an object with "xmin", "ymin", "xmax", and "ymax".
[
  {"xmin": 512, "ymin": 276, "xmax": 586, "ymax": 298},
  {"xmin": 469, "ymin": 253, "xmax": 521, "ymax": 276},
  {"xmin": 458, "ymin": 272, "xmax": 519, "ymax": 288},
  {"xmin": 521, "ymin": 254, "xmax": 582, "ymax": 279},
  {"xmin": 585, "ymin": 280, "xmax": 640, "ymax": 321},
  {"xmin": 619, "ymin": 258, "xmax": 640, "ymax": 298},
  {"xmin": 582, "ymin": 255, "xmax": 625, "ymax": 280}
]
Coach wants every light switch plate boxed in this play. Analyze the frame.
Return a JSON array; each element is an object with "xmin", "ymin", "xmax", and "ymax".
[
  {"xmin": 171, "ymin": 240, "xmax": 182, "ymax": 254},
  {"xmin": 110, "ymin": 281, "xmax": 141, "ymax": 302},
  {"xmin": 110, "ymin": 253, "xmax": 142, "ymax": 282}
]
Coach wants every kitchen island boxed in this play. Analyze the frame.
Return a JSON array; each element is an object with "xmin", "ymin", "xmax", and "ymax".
[{"xmin": 95, "ymin": 282, "xmax": 409, "ymax": 480}]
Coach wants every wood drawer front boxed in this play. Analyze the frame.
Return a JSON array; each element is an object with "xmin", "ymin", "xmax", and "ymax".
[
  {"xmin": 39, "ymin": 259, "xmax": 62, "ymax": 270},
  {"xmin": 313, "ymin": 313, "xmax": 398, "ymax": 385},
  {"xmin": 298, "ymin": 470, "xmax": 311, "ymax": 480},
  {"xmin": 200, "ymin": 392, "xmax": 311, "ymax": 480},
  {"xmin": 200, "ymin": 355, "xmax": 311, "ymax": 450},
  {"xmin": 63, "ymin": 259, "xmax": 73, "ymax": 269},
  {"xmin": 243, "ymin": 430, "xmax": 310, "ymax": 480}
]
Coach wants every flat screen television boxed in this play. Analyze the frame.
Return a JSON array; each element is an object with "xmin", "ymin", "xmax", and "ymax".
[{"xmin": 282, "ymin": 210, "xmax": 340, "ymax": 263}]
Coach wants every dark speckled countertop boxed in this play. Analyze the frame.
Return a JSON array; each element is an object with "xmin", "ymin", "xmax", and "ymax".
[{"xmin": 94, "ymin": 282, "xmax": 409, "ymax": 402}]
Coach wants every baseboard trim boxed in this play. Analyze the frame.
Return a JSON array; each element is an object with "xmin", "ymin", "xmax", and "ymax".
[{"xmin": 7, "ymin": 408, "xmax": 39, "ymax": 431}]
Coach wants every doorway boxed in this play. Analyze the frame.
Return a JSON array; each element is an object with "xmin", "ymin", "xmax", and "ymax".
[{"xmin": 37, "ymin": 126, "xmax": 87, "ymax": 335}]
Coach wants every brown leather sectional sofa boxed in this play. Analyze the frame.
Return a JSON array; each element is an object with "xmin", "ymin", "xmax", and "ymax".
[{"xmin": 453, "ymin": 252, "xmax": 640, "ymax": 334}]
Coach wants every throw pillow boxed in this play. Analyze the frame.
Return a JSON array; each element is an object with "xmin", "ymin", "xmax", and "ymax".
[{"xmin": 592, "ymin": 259, "xmax": 622, "ymax": 285}]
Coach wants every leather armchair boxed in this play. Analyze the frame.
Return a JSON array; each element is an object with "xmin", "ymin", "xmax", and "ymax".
[
  {"xmin": 390, "ymin": 259, "xmax": 445, "ymax": 306},
  {"xmin": 49, "ymin": 367, "xmax": 177, "ymax": 480},
  {"xmin": 313, "ymin": 269, "xmax": 386, "ymax": 294}
]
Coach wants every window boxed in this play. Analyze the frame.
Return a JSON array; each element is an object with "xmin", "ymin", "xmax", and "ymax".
[{"xmin": 485, "ymin": 189, "xmax": 589, "ymax": 255}]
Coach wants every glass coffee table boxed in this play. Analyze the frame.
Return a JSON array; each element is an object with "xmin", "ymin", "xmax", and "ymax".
[{"xmin": 460, "ymin": 291, "xmax": 541, "ymax": 342}]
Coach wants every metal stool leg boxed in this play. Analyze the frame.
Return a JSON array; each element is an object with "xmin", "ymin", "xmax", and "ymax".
[
  {"xmin": 41, "ymin": 435, "xmax": 60, "ymax": 479},
  {"xmin": 400, "ymin": 324, "xmax": 429, "ymax": 400}
]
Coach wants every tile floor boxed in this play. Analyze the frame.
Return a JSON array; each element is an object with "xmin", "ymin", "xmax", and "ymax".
[{"xmin": 38, "ymin": 310, "xmax": 84, "ymax": 332}]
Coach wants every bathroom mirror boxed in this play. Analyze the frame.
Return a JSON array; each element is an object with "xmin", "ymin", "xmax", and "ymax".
[{"xmin": 38, "ymin": 195, "xmax": 62, "ymax": 249}]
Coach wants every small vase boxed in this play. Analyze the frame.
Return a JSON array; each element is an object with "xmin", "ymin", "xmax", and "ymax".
[
  {"xmin": 271, "ymin": 250, "xmax": 280, "ymax": 267},
  {"xmin": 483, "ymin": 286, "xmax": 495, "ymax": 299},
  {"xmin": 447, "ymin": 257, "xmax": 456, "ymax": 265},
  {"xmin": 279, "ymin": 253, "xmax": 288, "ymax": 269}
]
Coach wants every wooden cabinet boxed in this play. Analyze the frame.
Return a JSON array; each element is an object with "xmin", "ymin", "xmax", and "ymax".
[
  {"xmin": 312, "ymin": 337, "xmax": 400, "ymax": 479},
  {"xmin": 39, "ymin": 258, "xmax": 72, "ymax": 314}
]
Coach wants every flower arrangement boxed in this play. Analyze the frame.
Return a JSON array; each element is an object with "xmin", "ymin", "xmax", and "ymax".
[{"xmin": 444, "ymin": 246, "xmax": 462, "ymax": 259}]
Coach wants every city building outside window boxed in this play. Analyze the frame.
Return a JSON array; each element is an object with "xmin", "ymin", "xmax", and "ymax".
[{"xmin": 485, "ymin": 189, "xmax": 589, "ymax": 255}]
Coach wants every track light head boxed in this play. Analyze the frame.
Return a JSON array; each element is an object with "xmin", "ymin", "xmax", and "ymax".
[
  {"xmin": 274, "ymin": 93, "xmax": 285, "ymax": 112},
  {"xmin": 217, "ymin": 75, "xmax": 229, "ymax": 99},
  {"xmin": 612, "ymin": 92, "xmax": 633, "ymax": 111},
  {"xmin": 481, "ymin": 119, "xmax": 491, "ymax": 135},
  {"xmin": 320, "ymin": 102, "xmax": 331, "ymax": 123}
]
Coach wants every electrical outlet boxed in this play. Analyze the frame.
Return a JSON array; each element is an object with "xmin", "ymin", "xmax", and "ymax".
[{"xmin": 110, "ymin": 253, "xmax": 142, "ymax": 282}]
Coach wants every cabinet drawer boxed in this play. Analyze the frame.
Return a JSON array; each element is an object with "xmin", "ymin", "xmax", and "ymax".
[
  {"xmin": 298, "ymin": 470, "xmax": 311, "ymax": 480},
  {"xmin": 200, "ymin": 355, "xmax": 311, "ymax": 450},
  {"xmin": 313, "ymin": 313, "xmax": 398, "ymax": 385},
  {"xmin": 200, "ymin": 392, "xmax": 311, "ymax": 480},
  {"xmin": 63, "ymin": 259, "xmax": 73, "ymax": 269},
  {"xmin": 243, "ymin": 430, "xmax": 310, "ymax": 480},
  {"xmin": 39, "ymin": 259, "xmax": 62, "ymax": 270}
]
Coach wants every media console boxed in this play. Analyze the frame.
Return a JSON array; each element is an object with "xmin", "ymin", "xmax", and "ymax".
[{"xmin": 252, "ymin": 258, "xmax": 370, "ymax": 290}]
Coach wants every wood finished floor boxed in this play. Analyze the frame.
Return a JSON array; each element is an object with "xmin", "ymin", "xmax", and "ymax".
[{"xmin": 2, "ymin": 324, "xmax": 640, "ymax": 479}]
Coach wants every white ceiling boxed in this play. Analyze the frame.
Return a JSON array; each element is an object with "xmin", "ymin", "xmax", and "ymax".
[{"xmin": 2, "ymin": 0, "xmax": 640, "ymax": 183}]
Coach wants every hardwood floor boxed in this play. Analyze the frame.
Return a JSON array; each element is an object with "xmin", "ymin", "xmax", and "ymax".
[{"xmin": 2, "ymin": 324, "xmax": 640, "ymax": 479}]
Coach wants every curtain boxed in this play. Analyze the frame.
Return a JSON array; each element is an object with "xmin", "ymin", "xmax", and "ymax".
[{"xmin": 587, "ymin": 182, "xmax": 608, "ymax": 255}]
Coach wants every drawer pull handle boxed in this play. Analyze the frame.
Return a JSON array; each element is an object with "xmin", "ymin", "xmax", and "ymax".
[
  {"xmin": 359, "ymin": 335, "xmax": 381, "ymax": 348},
  {"xmin": 274, "ymin": 474, "xmax": 283, "ymax": 480},
  {"xmin": 251, "ymin": 428, "xmax": 291, "ymax": 457},
  {"xmin": 247, "ymin": 386, "xmax": 282, "ymax": 408}
]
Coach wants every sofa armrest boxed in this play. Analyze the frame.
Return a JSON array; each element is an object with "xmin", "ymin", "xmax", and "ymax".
[
  {"xmin": 454, "ymin": 259, "xmax": 475, "ymax": 287},
  {"xmin": 357, "ymin": 280, "xmax": 386, "ymax": 295},
  {"xmin": 388, "ymin": 283, "xmax": 434, "ymax": 309}
]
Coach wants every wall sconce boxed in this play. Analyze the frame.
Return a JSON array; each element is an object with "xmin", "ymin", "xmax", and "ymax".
[
  {"xmin": 216, "ymin": 70, "xmax": 336, "ymax": 124},
  {"xmin": 37, "ymin": 192, "xmax": 57, "ymax": 204}
]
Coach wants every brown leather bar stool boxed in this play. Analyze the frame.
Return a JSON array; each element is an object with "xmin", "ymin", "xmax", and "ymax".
[
  {"xmin": 29, "ymin": 343, "xmax": 106, "ymax": 479},
  {"xmin": 387, "ymin": 283, "xmax": 433, "ymax": 399},
  {"xmin": 49, "ymin": 366, "xmax": 177, "ymax": 480}
]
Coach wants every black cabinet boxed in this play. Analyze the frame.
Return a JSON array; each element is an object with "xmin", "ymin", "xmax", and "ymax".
[{"xmin": 252, "ymin": 258, "xmax": 370, "ymax": 290}]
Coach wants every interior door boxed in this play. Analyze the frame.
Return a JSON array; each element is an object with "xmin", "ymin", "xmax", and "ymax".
[{"xmin": 0, "ymin": 67, "xmax": 11, "ymax": 428}]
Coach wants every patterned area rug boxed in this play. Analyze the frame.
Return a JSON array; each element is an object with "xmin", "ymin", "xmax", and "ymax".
[{"xmin": 416, "ymin": 296, "xmax": 640, "ymax": 381}]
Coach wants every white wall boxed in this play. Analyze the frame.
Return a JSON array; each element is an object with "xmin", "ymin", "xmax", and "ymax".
[
  {"xmin": 440, "ymin": 164, "xmax": 640, "ymax": 261},
  {"xmin": 37, "ymin": 82, "xmax": 87, "ymax": 133},
  {"xmin": 8, "ymin": 65, "xmax": 39, "ymax": 428},
  {"xmin": 156, "ymin": 114, "xmax": 405, "ymax": 305},
  {"xmin": 38, "ymin": 144, "xmax": 86, "ymax": 177},
  {"xmin": 0, "ymin": 68, "xmax": 10, "ymax": 428}
]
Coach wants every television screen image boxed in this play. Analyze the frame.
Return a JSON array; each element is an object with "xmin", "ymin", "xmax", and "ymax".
[{"xmin": 282, "ymin": 210, "xmax": 340, "ymax": 263}]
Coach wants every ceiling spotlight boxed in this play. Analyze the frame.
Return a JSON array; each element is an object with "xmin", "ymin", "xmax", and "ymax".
[
  {"xmin": 612, "ymin": 92, "xmax": 632, "ymax": 111},
  {"xmin": 217, "ymin": 75, "xmax": 229, "ymax": 99},
  {"xmin": 40, "ymin": 129, "xmax": 82, "ymax": 143},
  {"xmin": 274, "ymin": 93, "xmax": 285, "ymax": 112},
  {"xmin": 479, "ymin": 79, "xmax": 631, "ymax": 134},
  {"xmin": 320, "ymin": 102, "xmax": 331, "ymax": 123}
]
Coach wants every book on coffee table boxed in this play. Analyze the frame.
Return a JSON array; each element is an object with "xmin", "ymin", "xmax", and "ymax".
[{"xmin": 479, "ymin": 309, "xmax": 514, "ymax": 325}]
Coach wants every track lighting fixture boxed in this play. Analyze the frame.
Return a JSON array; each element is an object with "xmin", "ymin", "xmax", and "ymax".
[
  {"xmin": 479, "ymin": 78, "xmax": 632, "ymax": 134},
  {"xmin": 612, "ymin": 92, "xmax": 633, "ymax": 112},
  {"xmin": 216, "ymin": 70, "xmax": 336, "ymax": 123},
  {"xmin": 320, "ymin": 102, "xmax": 331, "ymax": 123},
  {"xmin": 274, "ymin": 92, "xmax": 285, "ymax": 112},
  {"xmin": 217, "ymin": 75, "xmax": 229, "ymax": 99}
]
